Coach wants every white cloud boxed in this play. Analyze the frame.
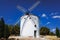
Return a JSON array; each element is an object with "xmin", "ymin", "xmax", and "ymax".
[
  {"xmin": 44, "ymin": 22, "xmax": 50, "ymax": 26},
  {"xmin": 42, "ymin": 13, "xmax": 46, "ymax": 17},
  {"xmin": 46, "ymin": 22, "xmax": 50, "ymax": 24},
  {"xmin": 52, "ymin": 16, "xmax": 60, "ymax": 18},
  {"xmin": 51, "ymin": 29, "xmax": 56, "ymax": 33},
  {"xmin": 50, "ymin": 12, "xmax": 58, "ymax": 16},
  {"xmin": 41, "ymin": 13, "xmax": 49, "ymax": 19},
  {"xmin": 52, "ymin": 29, "xmax": 56, "ymax": 32},
  {"xmin": 50, "ymin": 13, "xmax": 54, "ymax": 15}
]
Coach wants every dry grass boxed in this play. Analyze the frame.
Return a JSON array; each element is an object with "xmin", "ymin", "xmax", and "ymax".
[
  {"xmin": 8, "ymin": 36, "xmax": 60, "ymax": 40},
  {"xmin": 44, "ymin": 35, "xmax": 58, "ymax": 40}
]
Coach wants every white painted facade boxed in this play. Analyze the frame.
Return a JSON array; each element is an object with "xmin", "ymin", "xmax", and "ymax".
[{"xmin": 20, "ymin": 14, "xmax": 39, "ymax": 38}]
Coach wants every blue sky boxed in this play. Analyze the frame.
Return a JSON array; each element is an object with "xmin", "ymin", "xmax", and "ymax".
[{"xmin": 0, "ymin": 0, "xmax": 60, "ymax": 30}]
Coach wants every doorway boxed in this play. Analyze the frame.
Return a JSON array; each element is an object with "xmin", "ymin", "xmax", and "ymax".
[{"xmin": 34, "ymin": 30, "xmax": 37, "ymax": 37}]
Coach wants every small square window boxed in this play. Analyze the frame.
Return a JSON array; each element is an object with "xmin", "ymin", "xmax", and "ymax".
[
  {"xmin": 29, "ymin": 17, "xmax": 31, "ymax": 19},
  {"xmin": 34, "ymin": 25, "xmax": 36, "ymax": 27},
  {"xmin": 24, "ymin": 18, "xmax": 26, "ymax": 19}
]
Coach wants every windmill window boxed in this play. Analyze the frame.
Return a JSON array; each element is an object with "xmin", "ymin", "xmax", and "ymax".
[
  {"xmin": 29, "ymin": 17, "xmax": 31, "ymax": 19},
  {"xmin": 34, "ymin": 25, "xmax": 36, "ymax": 27},
  {"xmin": 24, "ymin": 18, "xmax": 26, "ymax": 19}
]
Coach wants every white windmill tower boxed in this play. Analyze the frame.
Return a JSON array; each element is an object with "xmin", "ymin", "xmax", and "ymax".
[{"xmin": 15, "ymin": 1, "xmax": 40, "ymax": 38}]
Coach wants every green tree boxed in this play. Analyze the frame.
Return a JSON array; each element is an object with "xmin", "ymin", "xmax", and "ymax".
[
  {"xmin": 39, "ymin": 27, "xmax": 50, "ymax": 35},
  {"xmin": 0, "ymin": 17, "xmax": 10, "ymax": 39},
  {"xmin": 8, "ymin": 25, "xmax": 13, "ymax": 35},
  {"xmin": 49, "ymin": 32, "xmax": 55, "ymax": 35},
  {"xmin": 0, "ymin": 19, "xmax": 2, "ymax": 38},
  {"xmin": 56, "ymin": 27, "xmax": 60, "ymax": 37},
  {"xmin": 12, "ymin": 25, "xmax": 20, "ymax": 36},
  {"xmin": 4, "ymin": 24, "xmax": 10, "ymax": 38},
  {"xmin": 0, "ymin": 17, "xmax": 5, "ymax": 38}
]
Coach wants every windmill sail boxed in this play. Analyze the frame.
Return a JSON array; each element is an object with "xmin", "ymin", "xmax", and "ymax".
[
  {"xmin": 16, "ymin": 1, "xmax": 40, "ymax": 38},
  {"xmin": 28, "ymin": 1, "xmax": 40, "ymax": 12},
  {"xmin": 17, "ymin": 5, "xmax": 27, "ymax": 13}
]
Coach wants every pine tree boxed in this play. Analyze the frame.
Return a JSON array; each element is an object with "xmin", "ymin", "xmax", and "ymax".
[
  {"xmin": 0, "ymin": 17, "xmax": 5, "ymax": 38},
  {"xmin": 56, "ymin": 27, "xmax": 60, "ymax": 37}
]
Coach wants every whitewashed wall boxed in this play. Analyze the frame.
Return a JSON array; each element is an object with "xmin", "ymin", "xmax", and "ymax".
[{"xmin": 20, "ymin": 15, "xmax": 39, "ymax": 38}]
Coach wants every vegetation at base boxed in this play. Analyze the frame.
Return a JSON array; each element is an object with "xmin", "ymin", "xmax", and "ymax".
[
  {"xmin": 56, "ymin": 27, "xmax": 60, "ymax": 37},
  {"xmin": 0, "ymin": 17, "xmax": 20, "ymax": 39},
  {"xmin": 39, "ymin": 27, "xmax": 60, "ymax": 37},
  {"xmin": 39, "ymin": 27, "xmax": 50, "ymax": 35},
  {"xmin": 0, "ymin": 17, "xmax": 60, "ymax": 39}
]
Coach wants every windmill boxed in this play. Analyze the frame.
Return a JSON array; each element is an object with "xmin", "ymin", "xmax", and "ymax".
[{"xmin": 15, "ymin": 1, "xmax": 40, "ymax": 38}]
